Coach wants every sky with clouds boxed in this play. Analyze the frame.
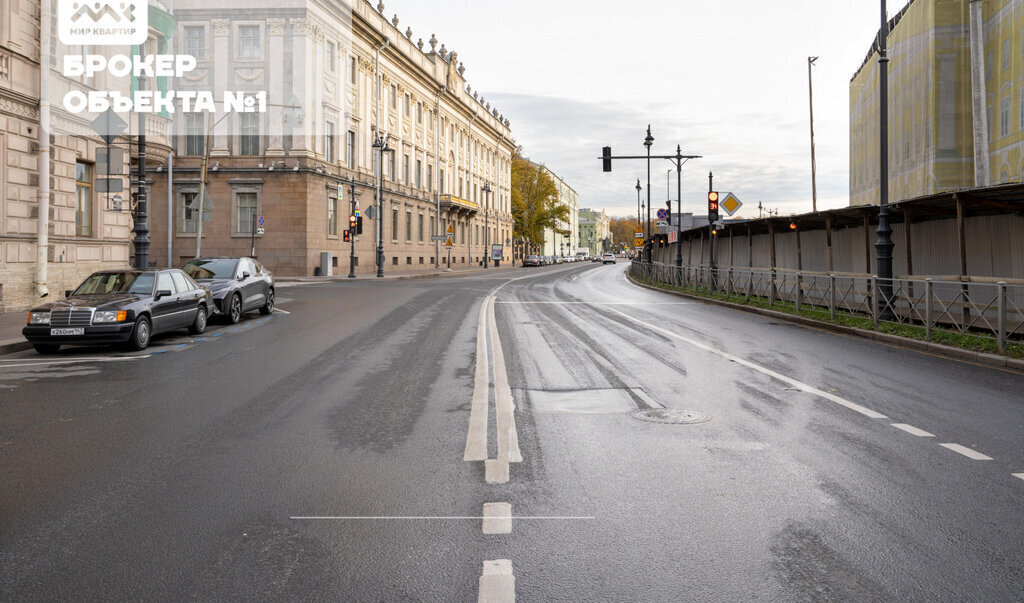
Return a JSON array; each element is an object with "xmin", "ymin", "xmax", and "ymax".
[{"xmin": 386, "ymin": 0, "xmax": 898, "ymax": 220}]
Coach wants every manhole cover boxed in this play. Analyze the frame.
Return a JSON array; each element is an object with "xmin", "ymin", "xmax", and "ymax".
[{"xmin": 631, "ymin": 409, "xmax": 711, "ymax": 424}]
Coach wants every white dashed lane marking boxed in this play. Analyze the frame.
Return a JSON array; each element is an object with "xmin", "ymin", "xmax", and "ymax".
[
  {"xmin": 891, "ymin": 423, "xmax": 935, "ymax": 437},
  {"xmin": 939, "ymin": 443, "xmax": 993, "ymax": 461}
]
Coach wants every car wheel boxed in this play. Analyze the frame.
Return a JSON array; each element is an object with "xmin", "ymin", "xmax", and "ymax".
[
  {"xmin": 258, "ymin": 288, "xmax": 275, "ymax": 315},
  {"xmin": 228, "ymin": 293, "xmax": 242, "ymax": 324},
  {"xmin": 188, "ymin": 305, "xmax": 207, "ymax": 335},
  {"xmin": 33, "ymin": 344, "xmax": 60, "ymax": 354},
  {"xmin": 128, "ymin": 316, "xmax": 151, "ymax": 351}
]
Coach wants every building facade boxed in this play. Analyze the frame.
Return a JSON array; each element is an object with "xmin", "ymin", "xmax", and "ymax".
[
  {"xmin": 850, "ymin": 0, "xmax": 1024, "ymax": 206},
  {"xmin": 147, "ymin": 0, "xmax": 514, "ymax": 275},
  {"xmin": 1, "ymin": 0, "xmax": 515, "ymax": 314},
  {"xmin": 578, "ymin": 207, "xmax": 610, "ymax": 254},
  {"xmin": 540, "ymin": 166, "xmax": 577, "ymax": 257}
]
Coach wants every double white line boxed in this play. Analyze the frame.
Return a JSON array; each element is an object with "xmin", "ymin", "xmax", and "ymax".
[{"xmin": 464, "ymin": 293, "xmax": 522, "ymax": 482}]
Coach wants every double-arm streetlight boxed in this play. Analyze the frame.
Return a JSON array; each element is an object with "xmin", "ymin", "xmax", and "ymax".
[{"xmin": 373, "ymin": 132, "xmax": 393, "ymax": 277}]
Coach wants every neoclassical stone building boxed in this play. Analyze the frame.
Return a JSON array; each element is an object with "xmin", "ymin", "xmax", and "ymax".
[{"xmin": 147, "ymin": 0, "xmax": 515, "ymax": 275}]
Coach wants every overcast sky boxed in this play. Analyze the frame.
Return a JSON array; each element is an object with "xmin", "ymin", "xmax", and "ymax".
[{"xmin": 387, "ymin": 0, "xmax": 897, "ymax": 220}]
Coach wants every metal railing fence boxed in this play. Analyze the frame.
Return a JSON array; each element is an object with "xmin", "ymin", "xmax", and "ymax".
[{"xmin": 631, "ymin": 261, "xmax": 1024, "ymax": 353}]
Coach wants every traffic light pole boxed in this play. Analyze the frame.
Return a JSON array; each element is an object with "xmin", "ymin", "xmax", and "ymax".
[
  {"xmin": 348, "ymin": 185, "xmax": 357, "ymax": 278},
  {"xmin": 600, "ymin": 139, "xmax": 700, "ymax": 265}
]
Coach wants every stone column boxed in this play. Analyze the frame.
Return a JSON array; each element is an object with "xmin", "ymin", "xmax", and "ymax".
[
  {"xmin": 265, "ymin": 18, "xmax": 286, "ymax": 156},
  {"xmin": 210, "ymin": 19, "xmax": 231, "ymax": 156}
]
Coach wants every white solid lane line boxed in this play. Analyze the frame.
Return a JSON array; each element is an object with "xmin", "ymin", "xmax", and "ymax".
[
  {"xmin": 939, "ymin": 443, "xmax": 993, "ymax": 461},
  {"xmin": 598, "ymin": 304, "xmax": 889, "ymax": 420},
  {"xmin": 891, "ymin": 423, "xmax": 936, "ymax": 437},
  {"xmin": 488, "ymin": 293, "xmax": 522, "ymax": 465},
  {"xmin": 482, "ymin": 503, "xmax": 512, "ymax": 535},
  {"xmin": 464, "ymin": 295, "xmax": 491, "ymax": 462},
  {"xmin": 478, "ymin": 560, "xmax": 515, "ymax": 603},
  {"xmin": 0, "ymin": 356, "xmax": 148, "ymax": 368}
]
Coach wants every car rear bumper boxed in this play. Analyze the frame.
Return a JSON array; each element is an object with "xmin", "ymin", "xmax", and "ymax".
[{"xmin": 22, "ymin": 324, "xmax": 135, "ymax": 346}]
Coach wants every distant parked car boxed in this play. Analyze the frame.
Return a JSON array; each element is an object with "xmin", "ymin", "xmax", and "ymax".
[
  {"xmin": 603, "ymin": 253, "xmax": 616, "ymax": 264},
  {"xmin": 182, "ymin": 257, "xmax": 275, "ymax": 324},
  {"xmin": 22, "ymin": 269, "xmax": 212, "ymax": 353},
  {"xmin": 523, "ymin": 254, "xmax": 542, "ymax": 267}
]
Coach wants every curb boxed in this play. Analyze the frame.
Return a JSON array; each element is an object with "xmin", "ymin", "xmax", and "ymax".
[
  {"xmin": 275, "ymin": 265, "xmax": 525, "ymax": 286},
  {"xmin": 627, "ymin": 273, "xmax": 1024, "ymax": 373},
  {"xmin": 0, "ymin": 339, "xmax": 31, "ymax": 355}
]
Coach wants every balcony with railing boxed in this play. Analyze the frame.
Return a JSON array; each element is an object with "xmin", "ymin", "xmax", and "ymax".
[{"xmin": 439, "ymin": 194, "xmax": 479, "ymax": 216}]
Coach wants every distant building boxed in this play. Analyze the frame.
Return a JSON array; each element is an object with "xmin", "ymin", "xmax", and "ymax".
[
  {"xmin": 538, "ymin": 166, "xmax": 578, "ymax": 257},
  {"xmin": 578, "ymin": 208, "xmax": 610, "ymax": 253},
  {"xmin": 850, "ymin": 0, "xmax": 1023, "ymax": 207}
]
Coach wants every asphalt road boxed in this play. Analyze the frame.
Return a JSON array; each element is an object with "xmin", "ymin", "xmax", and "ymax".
[{"xmin": 1, "ymin": 261, "xmax": 1022, "ymax": 601}]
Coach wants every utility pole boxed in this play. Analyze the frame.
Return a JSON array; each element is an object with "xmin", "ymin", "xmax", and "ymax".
[
  {"xmin": 134, "ymin": 61, "xmax": 150, "ymax": 270},
  {"xmin": 808, "ymin": 56, "xmax": 819, "ymax": 212}
]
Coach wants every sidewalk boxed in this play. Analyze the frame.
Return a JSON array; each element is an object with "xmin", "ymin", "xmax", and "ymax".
[{"xmin": 0, "ymin": 262, "xmax": 524, "ymax": 355}]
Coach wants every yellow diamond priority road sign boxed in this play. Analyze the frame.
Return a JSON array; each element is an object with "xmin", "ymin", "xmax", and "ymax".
[{"xmin": 721, "ymin": 192, "xmax": 742, "ymax": 216}]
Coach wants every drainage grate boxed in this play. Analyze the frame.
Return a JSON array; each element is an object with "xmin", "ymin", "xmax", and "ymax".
[{"xmin": 631, "ymin": 409, "xmax": 711, "ymax": 424}]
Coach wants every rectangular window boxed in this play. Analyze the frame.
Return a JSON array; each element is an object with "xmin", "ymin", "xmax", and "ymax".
[
  {"xmin": 439, "ymin": 168, "xmax": 444, "ymax": 194},
  {"xmin": 430, "ymin": 217, "xmax": 435, "ymax": 241},
  {"xmin": 417, "ymin": 102, "xmax": 422, "ymax": 124},
  {"xmin": 1000, "ymin": 96, "xmax": 1010, "ymax": 137},
  {"xmin": 240, "ymin": 112, "xmax": 260, "ymax": 155},
  {"xmin": 326, "ymin": 40, "xmax": 336, "ymax": 72},
  {"xmin": 349, "ymin": 56, "xmax": 356, "ymax": 85},
  {"xmin": 325, "ymin": 121, "xmax": 334, "ymax": 163},
  {"xmin": 390, "ymin": 84, "xmax": 397, "ymax": 109},
  {"xmin": 185, "ymin": 112, "xmax": 204, "ymax": 155},
  {"xmin": 416, "ymin": 159, "xmax": 422, "ymax": 188},
  {"xmin": 185, "ymin": 26, "xmax": 205, "ymax": 59},
  {"xmin": 458, "ymin": 177, "xmax": 463, "ymax": 198},
  {"xmin": 461, "ymin": 223, "xmax": 465, "ymax": 244},
  {"xmin": 76, "ymin": 161, "xmax": 92, "ymax": 237},
  {"xmin": 403, "ymin": 154, "xmax": 410, "ymax": 183},
  {"xmin": 388, "ymin": 153, "xmax": 395, "ymax": 182},
  {"xmin": 427, "ymin": 164, "xmax": 432, "ymax": 192},
  {"xmin": 328, "ymin": 195, "xmax": 338, "ymax": 236},
  {"xmin": 404, "ymin": 93, "xmax": 410, "ymax": 116},
  {"xmin": 347, "ymin": 130, "xmax": 356, "ymax": 167},
  {"xmin": 236, "ymin": 191, "xmax": 258, "ymax": 234},
  {"xmin": 181, "ymin": 192, "xmax": 197, "ymax": 233},
  {"xmin": 1003, "ymin": 39, "xmax": 1010, "ymax": 70},
  {"xmin": 406, "ymin": 210, "xmax": 412, "ymax": 241},
  {"xmin": 392, "ymin": 209, "xmax": 398, "ymax": 241},
  {"xmin": 239, "ymin": 25, "xmax": 260, "ymax": 58},
  {"xmin": 418, "ymin": 214, "xmax": 424, "ymax": 242}
]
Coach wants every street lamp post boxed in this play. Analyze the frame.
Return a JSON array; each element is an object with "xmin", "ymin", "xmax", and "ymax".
[
  {"xmin": 643, "ymin": 126, "xmax": 654, "ymax": 262},
  {"xmin": 875, "ymin": 0, "xmax": 895, "ymax": 319},
  {"xmin": 482, "ymin": 183, "xmax": 491, "ymax": 268},
  {"xmin": 373, "ymin": 132, "xmax": 392, "ymax": 278}
]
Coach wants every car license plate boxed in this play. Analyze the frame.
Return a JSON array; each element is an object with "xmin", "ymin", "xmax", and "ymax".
[{"xmin": 50, "ymin": 328, "xmax": 84, "ymax": 336}]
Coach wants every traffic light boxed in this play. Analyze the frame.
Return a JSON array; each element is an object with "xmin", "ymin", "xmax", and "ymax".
[
  {"xmin": 343, "ymin": 230, "xmax": 351, "ymax": 242},
  {"xmin": 349, "ymin": 214, "xmax": 357, "ymax": 230},
  {"xmin": 601, "ymin": 146, "xmax": 612, "ymax": 172},
  {"xmin": 356, "ymin": 216, "xmax": 363, "ymax": 235},
  {"xmin": 708, "ymin": 191, "xmax": 720, "ymax": 222}
]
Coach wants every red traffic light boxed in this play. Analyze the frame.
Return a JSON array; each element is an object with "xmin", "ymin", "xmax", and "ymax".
[
  {"xmin": 343, "ymin": 230, "xmax": 351, "ymax": 242},
  {"xmin": 348, "ymin": 214, "xmax": 357, "ymax": 227}
]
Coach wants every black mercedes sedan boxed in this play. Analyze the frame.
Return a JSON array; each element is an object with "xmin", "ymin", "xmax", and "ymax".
[
  {"xmin": 181, "ymin": 257, "xmax": 274, "ymax": 324},
  {"xmin": 22, "ymin": 269, "xmax": 212, "ymax": 354}
]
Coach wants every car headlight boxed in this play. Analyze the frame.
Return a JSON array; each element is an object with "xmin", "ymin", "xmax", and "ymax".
[
  {"xmin": 93, "ymin": 310, "xmax": 128, "ymax": 324},
  {"xmin": 27, "ymin": 311, "xmax": 50, "ymax": 325}
]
